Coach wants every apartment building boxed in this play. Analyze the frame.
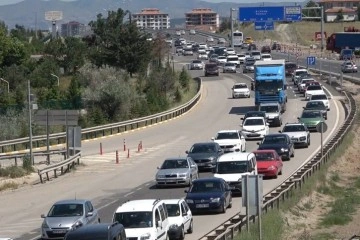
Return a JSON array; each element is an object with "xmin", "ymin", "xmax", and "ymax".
[
  {"xmin": 61, "ymin": 21, "xmax": 87, "ymax": 37},
  {"xmin": 132, "ymin": 8, "xmax": 170, "ymax": 30},
  {"xmin": 185, "ymin": 8, "xmax": 219, "ymax": 32},
  {"xmin": 317, "ymin": 0, "xmax": 360, "ymax": 21}
]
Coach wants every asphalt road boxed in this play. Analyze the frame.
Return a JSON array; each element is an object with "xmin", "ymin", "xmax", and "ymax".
[{"xmin": 0, "ymin": 33, "xmax": 346, "ymax": 240}]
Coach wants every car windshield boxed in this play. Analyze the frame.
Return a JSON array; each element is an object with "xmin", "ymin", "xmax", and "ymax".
[
  {"xmin": 301, "ymin": 111, "xmax": 322, "ymax": 118},
  {"xmin": 227, "ymin": 57, "xmax": 238, "ymax": 61},
  {"xmin": 192, "ymin": 60, "xmax": 202, "ymax": 63},
  {"xmin": 165, "ymin": 204, "xmax": 180, "ymax": 217},
  {"xmin": 311, "ymin": 94, "xmax": 327, "ymax": 100},
  {"xmin": 190, "ymin": 181, "xmax": 223, "ymax": 192},
  {"xmin": 234, "ymin": 84, "xmax": 247, "ymax": 89},
  {"xmin": 189, "ymin": 144, "xmax": 216, "ymax": 153},
  {"xmin": 113, "ymin": 211, "xmax": 152, "ymax": 228},
  {"xmin": 218, "ymin": 56, "xmax": 226, "ymax": 60},
  {"xmin": 244, "ymin": 119, "xmax": 264, "ymax": 126},
  {"xmin": 301, "ymin": 79, "xmax": 313, "ymax": 84},
  {"xmin": 47, "ymin": 204, "xmax": 84, "ymax": 217},
  {"xmin": 262, "ymin": 55, "xmax": 271, "ymax": 59},
  {"xmin": 216, "ymin": 161, "xmax": 249, "ymax": 174},
  {"xmin": 254, "ymin": 152, "xmax": 276, "ymax": 161},
  {"xmin": 251, "ymin": 52, "xmax": 261, "ymax": 56},
  {"xmin": 225, "ymin": 63, "xmax": 236, "ymax": 66},
  {"xmin": 161, "ymin": 159, "xmax": 188, "ymax": 169},
  {"xmin": 307, "ymin": 85, "xmax": 322, "ymax": 90},
  {"xmin": 306, "ymin": 101, "xmax": 325, "ymax": 109},
  {"xmin": 245, "ymin": 62, "xmax": 255, "ymax": 66},
  {"xmin": 295, "ymin": 71, "xmax": 308, "ymax": 76},
  {"xmin": 283, "ymin": 125, "xmax": 306, "ymax": 132},
  {"xmin": 215, "ymin": 132, "xmax": 239, "ymax": 140},
  {"xmin": 245, "ymin": 112, "xmax": 265, "ymax": 118},
  {"xmin": 286, "ymin": 63, "xmax": 297, "ymax": 69},
  {"xmin": 262, "ymin": 136, "xmax": 287, "ymax": 144},
  {"xmin": 260, "ymin": 105, "xmax": 279, "ymax": 112}
]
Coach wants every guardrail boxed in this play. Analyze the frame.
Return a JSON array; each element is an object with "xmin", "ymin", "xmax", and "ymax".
[
  {"xmin": 200, "ymin": 91, "xmax": 357, "ymax": 240},
  {"xmin": 0, "ymin": 78, "xmax": 202, "ymax": 154},
  {"xmin": 38, "ymin": 151, "xmax": 81, "ymax": 183},
  {"xmin": 0, "ymin": 149, "xmax": 66, "ymax": 166}
]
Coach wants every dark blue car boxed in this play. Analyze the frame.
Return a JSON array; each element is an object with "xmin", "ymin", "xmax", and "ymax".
[
  {"xmin": 257, "ymin": 133, "xmax": 295, "ymax": 160},
  {"xmin": 184, "ymin": 178, "xmax": 232, "ymax": 214}
]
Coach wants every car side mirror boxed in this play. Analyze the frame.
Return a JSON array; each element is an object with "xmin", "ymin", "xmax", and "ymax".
[
  {"xmin": 297, "ymin": 117, "xmax": 300, "ymax": 120},
  {"xmin": 182, "ymin": 211, "xmax": 187, "ymax": 216},
  {"xmin": 185, "ymin": 150, "xmax": 189, "ymax": 154},
  {"xmin": 327, "ymin": 109, "xmax": 330, "ymax": 111},
  {"xmin": 184, "ymin": 190, "xmax": 188, "ymax": 193},
  {"xmin": 41, "ymin": 214, "xmax": 46, "ymax": 218},
  {"xmin": 191, "ymin": 164, "xmax": 197, "ymax": 168},
  {"xmin": 278, "ymin": 130, "xmax": 282, "ymax": 133},
  {"xmin": 211, "ymin": 137, "xmax": 215, "ymax": 141},
  {"xmin": 240, "ymin": 117, "xmax": 244, "ymax": 120},
  {"xmin": 303, "ymin": 107, "xmax": 305, "ymax": 109},
  {"xmin": 86, "ymin": 212, "xmax": 93, "ymax": 217},
  {"xmin": 266, "ymin": 123, "xmax": 269, "ymax": 126},
  {"xmin": 257, "ymin": 142, "xmax": 260, "ymax": 145}
]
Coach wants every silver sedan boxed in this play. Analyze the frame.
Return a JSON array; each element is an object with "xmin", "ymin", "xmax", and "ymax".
[{"xmin": 155, "ymin": 157, "xmax": 199, "ymax": 187}]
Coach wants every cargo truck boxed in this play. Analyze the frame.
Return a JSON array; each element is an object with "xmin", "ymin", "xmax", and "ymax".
[
  {"xmin": 253, "ymin": 59, "xmax": 287, "ymax": 112},
  {"xmin": 326, "ymin": 32, "xmax": 360, "ymax": 54}
]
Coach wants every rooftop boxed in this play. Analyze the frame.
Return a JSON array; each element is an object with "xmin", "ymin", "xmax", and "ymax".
[
  {"xmin": 135, "ymin": 8, "xmax": 167, "ymax": 15},
  {"xmin": 186, "ymin": 8, "xmax": 216, "ymax": 14},
  {"xmin": 325, "ymin": 7, "xmax": 356, "ymax": 13}
]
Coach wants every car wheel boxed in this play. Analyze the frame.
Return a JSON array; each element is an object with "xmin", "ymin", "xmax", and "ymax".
[
  {"xmin": 221, "ymin": 201, "xmax": 227, "ymax": 213},
  {"xmin": 279, "ymin": 169, "xmax": 283, "ymax": 175},
  {"xmin": 291, "ymin": 149, "xmax": 295, "ymax": 158},
  {"xmin": 188, "ymin": 175, "xmax": 193, "ymax": 187},
  {"xmin": 98, "ymin": 218, "xmax": 101, "ymax": 223},
  {"xmin": 217, "ymin": 73, "xmax": 220, "ymax": 76},
  {"xmin": 228, "ymin": 197, "xmax": 233, "ymax": 208},
  {"xmin": 180, "ymin": 226, "xmax": 185, "ymax": 240},
  {"xmin": 274, "ymin": 172, "xmax": 278, "ymax": 179},
  {"xmin": 248, "ymin": 95, "xmax": 250, "ymax": 98},
  {"xmin": 187, "ymin": 220, "xmax": 194, "ymax": 234}
]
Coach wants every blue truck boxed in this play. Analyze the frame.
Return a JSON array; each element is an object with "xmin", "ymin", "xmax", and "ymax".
[
  {"xmin": 326, "ymin": 32, "xmax": 360, "ymax": 55},
  {"xmin": 253, "ymin": 59, "xmax": 287, "ymax": 112}
]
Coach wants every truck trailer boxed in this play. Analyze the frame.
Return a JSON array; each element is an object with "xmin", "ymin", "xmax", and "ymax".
[
  {"xmin": 253, "ymin": 59, "xmax": 287, "ymax": 112},
  {"xmin": 326, "ymin": 32, "xmax": 360, "ymax": 54}
]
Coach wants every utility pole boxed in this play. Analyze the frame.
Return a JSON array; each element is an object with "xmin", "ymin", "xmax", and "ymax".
[
  {"xmin": 230, "ymin": 8, "xmax": 234, "ymax": 48},
  {"xmin": 28, "ymin": 80, "xmax": 33, "ymax": 165},
  {"xmin": 320, "ymin": 6, "xmax": 324, "ymax": 52}
]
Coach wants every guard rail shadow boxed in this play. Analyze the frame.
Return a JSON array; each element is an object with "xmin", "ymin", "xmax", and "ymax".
[
  {"xmin": 200, "ymin": 90, "xmax": 356, "ymax": 240},
  {"xmin": 38, "ymin": 151, "xmax": 81, "ymax": 184},
  {"xmin": 0, "ymin": 78, "xmax": 202, "ymax": 153}
]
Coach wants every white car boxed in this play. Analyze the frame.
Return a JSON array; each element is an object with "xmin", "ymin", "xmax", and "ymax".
[
  {"xmin": 261, "ymin": 53, "xmax": 272, "ymax": 61},
  {"xmin": 207, "ymin": 36, "xmax": 214, "ymax": 42},
  {"xmin": 226, "ymin": 48, "xmax": 236, "ymax": 55},
  {"xmin": 250, "ymin": 50, "xmax": 262, "ymax": 60},
  {"xmin": 226, "ymin": 55, "xmax": 240, "ymax": 67},
  {"xmin": 223, "ymin": 62, "xmax": 237, "ymax": 73},
  {"xmin": 241, "ymin": 117, "xmax": 269, "ymax": 139},
  {"xmin": 237, "ymin": 54, "xmax": 246, "ymax": 64},
  {"xmin": 198, "ymin": 43, "xmax": 208, "ymax": 50},
  {"xmin": 292, "ymin": 68, "xmax": 308, "ymax": 83},
  {"xmin": 310, "ymin": 93, "xmax": 330, "ymax": 110},
  {"xmin": 232, "ymin": 83, "xmax": 250, "ymax": 98},
  {"xmin": 304, "ymin": 85, "xmax": 325, "ymax": 100},
  {"xmin": 189, "ymin": 29, "xmax": 196, "ymax": 35},
  {"xmin": 212, "ymin": 130, "xmax": 246, "ymax": 153},
  {"xmin": 190, "ymin": 59, "xmax": 204, "ymax": 70},
  {"xmin": 164, "ymin": 199, "xmax": 193, "ymax": 240},
  {"xmin": 280, "ymin": 123, "xmax": 310, "ymax": 148},
  {"xmin": 298, "ymin": 78, "xmax": 315, "ymax": 93},
  {"xmin": 176, "ymin": 31, "xmax": 181, "ymax": 36},
  {"xmin": 217, "ymin": 56, "xmax": 227, "ymax": 65},
  {"xmin": 198, "ymin": 53, "xmax": 208, "ymax": 60}
]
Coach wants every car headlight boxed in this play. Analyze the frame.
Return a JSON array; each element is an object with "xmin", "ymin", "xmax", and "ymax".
[
  {"xmin": 210, "ymin": 197, "xmax": 220, "ymax": 203},
  {"xmin": 169, "ymin": 224, "xmax": 179, "ymax": 229},
  {"xmin": 209, "ymin": 156, "xmax": 215, "ymax": 161},
  {"xmin": 186, "ymin": 199, "xmax": 194, "ymax": 204},
  {"xmin": 299, "ymin": 136, "xmax": 306, "ymax": 141},
  {"xmin": 41, "ymin": 221, "xmax": 49, "ymax": 228},
  {"xmin": 178, "ymin": 173, "xmax": 187, "ymax": 177},
  {"xmin": 280, "ymin": 148, "xmax": 289, "ymax": 152},
  {"xmin": 268, "ymin": 165, "xmax": 276, "ymax": 170},
  {"xmin": 157, "ymin": 174, "xmax": 165, "ymax": 178},
  {"xmin": 71, "ymin": 220, "xmax": 83, "ymax": 230},
  {"xmin": 140, "ymin": 233, "xmax": 152, "ymax": 240},
  {"xmin": 259, "ymin": 128, "xmax": 265, "ymax": 131}
]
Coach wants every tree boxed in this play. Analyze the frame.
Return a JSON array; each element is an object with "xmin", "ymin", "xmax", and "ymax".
[
  {"xmin": 62, "ymin": 37, "xmax": 87, "ymax": 74},
  {"xmin": 219, "ymin": 18, "xmax": 231, "ymax": 33},
  {"xmin": 87, "ymin": 8, "xmax": 153, "ymax": 76},
  {"xmin": 0, "ymin": 28, "xmax": 28, "ymax": 68},
  {"xmin": 66, "ymin": 76, "xmax": 82, "ymax": 109},
  {"xmin": 303, "ymin": 0, "xmax": 321, "ymax": 19}
]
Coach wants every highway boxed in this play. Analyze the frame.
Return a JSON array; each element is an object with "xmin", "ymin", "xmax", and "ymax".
[{"xmin": 0, "ymin": 33, "xmax": 346, "ymax": 240}]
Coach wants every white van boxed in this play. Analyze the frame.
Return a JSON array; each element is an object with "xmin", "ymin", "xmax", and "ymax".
[
  {"xmin": 113, "ymin": 199, "xmax": 169, "ymax": 240},
  {"xmin": 213, "ymin": 152, "xmax": 257, "ymax": 194}
]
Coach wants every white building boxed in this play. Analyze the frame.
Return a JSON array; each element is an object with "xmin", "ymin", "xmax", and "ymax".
[{"xmin": 132, "ymin": 8, "xmax": 170, "ymax": 30}]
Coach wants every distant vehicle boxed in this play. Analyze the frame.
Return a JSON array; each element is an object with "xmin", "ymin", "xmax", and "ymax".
[
  {"xmin": 183, "ymin": 49, "xmax": 194, "ymax": 56},
  {"xmin": 259, "ymin": 102, "xmax": 283, "ymax": 127},
  {"xmin": 206, "ymin": 36, "xmax": 214, "ymax": 42},
  {"xmin": 211, "ymin": 130, "xmax": 247, "ymax": 153},
  {"xmin": 285, "ymin": 62, "xmax": 297, "ymax": 76},
  {"xmin": 198, "ymin": 52, "xmax": 208, "ymax": 60},
  {"xmin": 241, "ymin": 117, "xmax": 269, "ymax": 139},
  {"xmin": 242, "ymin": 61, "xmax": 255, "ymax": 73},
  {"xmin": 205, "ymin": 63, "xmax": 219, "ymax": 76},
  {"xmin": 257, "ymin": 133, "xmax": 295, "ymax": 160},
  {"xmin": 218, "ymin": 38, "xmax": 226, "ymax": 44},
  {"xmin": 155, "ymin": 157, "xmax": 199, "ymax": 187},
  {"xmin": 209, "ymin": 54, "xmax": 219, "ymax": 63},
  {"xmin": 226, "ymin": 55, "xmax": 240, "ymax": 67},
  {"xmin": 164, "ymin": 199, "xmax": 193, "ymax": 240},
  {"xmin": 241, "ymin": 111, "xmax": 267, "ymax": 122},
  {"xmin": 261, "ymin": 53, "xmax": 272, "ymax": 61},
  {"xmin": 41, "ymin": 199, "xmax": 101, "ymax": 240},
  {"xmin": 326, "ymin": 32, "xmax": 360, "ymax": 54},
  {"xmin": 223, "ymin": 62, "xmax": 237, "ymax": 73},
  {"xmin": 216, "ymin": 56, "xmax": 227, "ymax": 66},
  {"xmin": 248, "ymin": 44, "xmax": 257, "ymax": 51},
  {"xmin": 232, "ymin": 83, "xmax": 250, "ymax": 98},
  {"xmin": 232, "ymin": 31, "xmax": 244, "ymax": 47},
  {"xmin": 304, "ymin": 85, "xmax": 325, "ymax": 100},
  {"xmin": 190, "ymin": 59, "xmax": 204, "ymax": 70},
  {"xmin": 189, "ymin": 29, "xmax": 196, "ymax": 35},
  {"xmin": 304, "ymin": 100, "xmax": 328, "ymax": 120},
  {"xmin": 176, "ymin": 31, "xmax": 181, "ymax": 36},
  {"xmin": 244, "ymin": 37, "xmax": 254, "ymax": 44},
  {"xmin": 341, "ymin": 61, "xmax": 358, "ymax": 73},
  {"xmin": 280, "ymin": 123, "xmax": 310, "ymax": 148},
  {"xmin": 64, "ymin": 222, "xmax": 126, "ymax": 240},
  {"xmin": 185, "ymin": 178, "xmax": 232, "ymax": 214},
  {"xmin": 298, "ymin": 78, "xmax": 316, "ymax": 93},
  {"xmin": 226, "ymin": 48, "xmax": 236, "ymax": 55},
  {"xmin": 298, "ymin": 110, "xmax": 325, "ymax": 132},
  {"xmin": 271, "ymin": 42, "xmax": 281, "ymax": 50},
  {"xmin": 294, "ymin": 71, "xmax": 312, "ymax": 86},
  {"xmin": 186, "ymin": 142, "xmax": 223, "ymax": 171},
  {"xmin": 310, "ymin": 94, "xmax": 330, "ymax": 110},
  {"xmin": 253, "ymin": 149, "xmax": 283, "ymax": 178},
  {"xmin": 180, "ymin": 30, "xmax": 186, "ymax": 35},
  {"xmin": 250, "ymin": 50, "xmax": 261, "ymax": 60},
  {"xmin": 237, "ymin": 53, "xmax": 246, "ymax": 64},
  {"xmin": 176, "ymin": 46, "xmax": 183, "ymax": 54},
  {"xmin": 261, "ymin": 45, "xmax": 271, "ymax": 53}
]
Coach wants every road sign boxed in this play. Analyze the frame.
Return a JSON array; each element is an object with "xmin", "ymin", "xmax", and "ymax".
[
  {"xmin": 45, "ymin": 11, "xmax": 63, "ymax": 21},
  {"xmin": 284, "ymin": 6, "xmax": 302, "ymax": 21},
  {"xmin": 254, "ymin": 21, "xmax": 274, "ymax": 31},
  {"xmin": 239, "ymin": 6, "xmax": 284, "ymax": 22},
  {"xmin": 316, "ymin": 122, "xmax": 328, "ymax": 133},
  {"xmin": 307, "ymin": 56, "xmax": 316, "ymax": 65},
  {"xmin": 34, "ymin": 110, "xmax": 79, "ymax": 126}
]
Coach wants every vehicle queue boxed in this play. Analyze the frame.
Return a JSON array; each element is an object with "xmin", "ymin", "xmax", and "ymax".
[{"xmin": 37, "ymin": 29, "xmax": 331, "ymax": 240}]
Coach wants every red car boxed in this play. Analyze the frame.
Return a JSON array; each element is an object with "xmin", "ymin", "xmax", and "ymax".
[{"xmin": 253, "ymin": 150, "xmax": 283, "ymax": 178}]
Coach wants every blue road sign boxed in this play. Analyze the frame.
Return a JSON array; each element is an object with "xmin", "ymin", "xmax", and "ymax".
[
  {"xmin": 254, "ymin": 21, "xmax": 274, "ymax": 31},
  {"xmin": 307, "ymin": 56, "xmax": 316, "ymax": 65},
  {"xmin": 284, "ymin": 6, "xmax": 302, "ymax": 21},
  {"xmin": 239, "ymin": 6, "xmax": 284, "ymax": 22}
]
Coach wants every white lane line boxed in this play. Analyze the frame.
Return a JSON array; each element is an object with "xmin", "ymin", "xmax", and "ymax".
[{"xmin": 124, "ymin": 192, "xmax": 134, "ymax": 198}]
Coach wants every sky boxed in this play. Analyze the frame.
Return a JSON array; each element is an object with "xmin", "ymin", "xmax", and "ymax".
[{"xmin": 0, "ymin": 0, "xmax": 301, "ymax": 6}]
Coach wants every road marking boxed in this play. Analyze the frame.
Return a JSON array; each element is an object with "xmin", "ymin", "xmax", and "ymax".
[{"xmin": 124, "ymin": 191, "xmax": 134, "ymax": 197}]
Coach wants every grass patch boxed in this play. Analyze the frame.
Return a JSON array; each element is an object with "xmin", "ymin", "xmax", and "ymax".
[
  {"xmin": 0, "ymin": 166, "xmax": 32, "ymax": 178},
  {"xmin": 0, "ymin": 182, "xmax": 19, "ymax": 191},
  {"xmin": 235, "ymin": 128, "xmax": 356, "ymax": 239}
]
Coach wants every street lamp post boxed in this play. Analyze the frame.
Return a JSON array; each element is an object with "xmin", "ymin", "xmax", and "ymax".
[
  {"xmin": 28, "ymin": 80, "xmax": 33, "ymax": 164},
  {"xmin": 0, "ymin": 78, "xmax": 9, "ymax": 93},
  {"xmin": 50, "ymin": 74, "xmax": 59, "ymax": 86}
]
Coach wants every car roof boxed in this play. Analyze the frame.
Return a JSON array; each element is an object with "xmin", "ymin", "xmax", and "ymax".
[
  {"xmin": 162, "ymin": 199, "xmax": 184, "ymax": 205},
  {"xmin": 284, "ymin": 122, "xmax": 305, "ymax": 126},
  {"xmin": 66, "ymin": 223, "xmax": 123, "ymax": 236},
  {"xmin": 192, "ymin": 177, "xmax": 224, "ymax": 183},
  {"xmin": 218, "ymin": 152, "xmax": 255, "ymax": 162},
  {"xmin": 192, "ymin": 142, "xmax": 218, "ymax": 146},
  {"xmin": 234, "ymin": 83, "xmax": 247, "ymax": 86},
  {"xmin": 217, "ymin": 130, "xmax": 238, "ymax": 133},
  {"xmin": 115, "ymin": 199, "xmax": 161, "ymax": 213},
  {"xmin": 164, "ymin": 157, "xmax": 189, "ymax": 161},
  {"xmin": 253, "ymin": 149, "xmax": 277, "ymax": 154},
  {"xmin": 244, "ymin": 117, "xmax": 265, "ymax": 120},
  {"xmin": 53, "ymin": 199, "xmax": 88, "ymax": 205}
]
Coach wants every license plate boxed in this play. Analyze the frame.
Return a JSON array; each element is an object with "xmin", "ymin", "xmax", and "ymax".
[
  {"xmin": 53, "ymin": 230, "xmax": 67, "ymax": 234},
  {"xmin": 197, "ymin": 163, "xmax": 206, "ymax": 166},
  {"xmin": 291, "ymin": 138, "xmax": 298, "ymax": 142},
  {"xmin": 196, "ymin": 204, "xmax": 209, "ymax": 208}
]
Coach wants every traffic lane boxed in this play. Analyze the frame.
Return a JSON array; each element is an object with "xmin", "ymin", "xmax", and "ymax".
[{"xmin": 6, "ymin": 63, "xmax": 252, "ymax": 239}]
